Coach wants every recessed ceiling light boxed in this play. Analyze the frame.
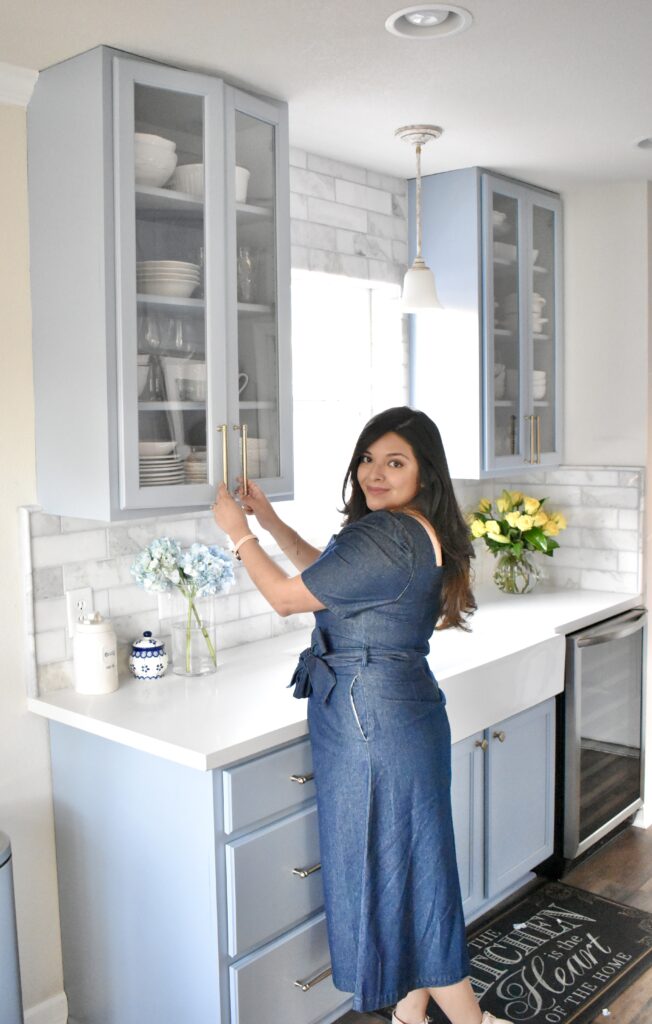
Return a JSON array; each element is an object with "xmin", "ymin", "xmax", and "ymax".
[
  {"xmin": 636, "ymin": 137, "xmax": 652, "ymax": 150},
  {"xmin": 385, "ymin": 4, "xmax": 473, "ymax": 39}
]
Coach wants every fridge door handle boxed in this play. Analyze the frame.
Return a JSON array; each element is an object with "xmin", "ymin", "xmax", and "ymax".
[{"xmin": 576, "ymin": 609, "xmax": 647, "ymax": 647}]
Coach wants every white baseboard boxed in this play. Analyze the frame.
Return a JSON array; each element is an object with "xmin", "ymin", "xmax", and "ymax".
[
  {"xmin": 24, "ymin": 992, "xmax": 68, "ymax": 1024},
  {"xmin": 633, "ymin": 806, "xmax": 652, "ymax": 829}
]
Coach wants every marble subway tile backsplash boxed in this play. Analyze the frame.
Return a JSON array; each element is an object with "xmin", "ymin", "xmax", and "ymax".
[{"xmin": 21, "ymin": 465, "xmax": 643, "ymax": 698}]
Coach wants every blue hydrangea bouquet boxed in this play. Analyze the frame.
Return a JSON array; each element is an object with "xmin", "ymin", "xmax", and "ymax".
[{"xmin": 131, "ymin": 538, "xmax": 235, "ymax": 675}]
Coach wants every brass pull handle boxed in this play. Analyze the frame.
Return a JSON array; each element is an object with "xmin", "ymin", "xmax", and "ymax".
[
  {"xmin": 290, "ymin": 772, "xmax": 314, "ymax": 784},
  {"xmin": 475, "ymin": 738, "xmax": 488, "ymax": 752},
  {"xmin": 493, "ymin": 730, "xmax": 506, "ymax": 743},
  {"xmin": 522, "ymin": 416, "xmax": 531, "ymax": 463},
  {"xmin": 536, "ymin": 414, "xmax": 541, "ymax": 463},
  {"xmin": 292, "ymin": 862, "xmax": 321, "ymax": 878},
  {"xmin": 217, "ymin": 424, "xmax": 229, "ymax": 485},
  {"xmin": 233, "ymin": 422, "xmax": 249, "ymax": 496},
  {"xmin": 294, "ymin": 965, "xmax": 332, "ymax": 991}
]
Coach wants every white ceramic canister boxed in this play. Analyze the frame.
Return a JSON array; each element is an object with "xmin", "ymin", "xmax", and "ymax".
[
  {"xmin": 73, "ymin": 613, "xmax": 119, "ymax": 695},
  {"xmin": 129, "ymin": 631, "xmax": 168, "ymax": 680}
]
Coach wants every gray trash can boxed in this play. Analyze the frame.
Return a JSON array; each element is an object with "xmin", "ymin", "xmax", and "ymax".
[{"xmin": 0, "ymin": 831, "xmax": 24, "ymax": 1024}]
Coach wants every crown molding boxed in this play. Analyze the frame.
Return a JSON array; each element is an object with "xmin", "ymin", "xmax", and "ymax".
[{"xmin": 0, "ymin": 61, "xmax": 38, "ymax": 106}]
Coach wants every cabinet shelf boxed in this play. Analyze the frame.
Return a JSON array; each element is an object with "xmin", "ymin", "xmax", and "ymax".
[
  {"xmin": 494, "ymin": 399, "xmax": 516, "ymax": 407},
  {"xmin": 135, "ymin": 185, "xmax": 203, "ymax": 218},
  {"xmin": 137, "ymin": 294, "xmax": 205, "ymax": 314},
  {"xmin": 494, "ymin": 328, "xmax": 515, "ymax": 337},
  {"xmin": 239, "ymin": 400, "xmax": 276, "ymax": 410},
  {"xmin": 237, "ymin": 302, "xmax": 274, "ymax": 315},
  {"xmin": 138, "ymin": 401, "xmax": 205, "ymax": 411},
  {"xmin": 236, "ymin": 201, "xmax": 273, "ymax": 223}
]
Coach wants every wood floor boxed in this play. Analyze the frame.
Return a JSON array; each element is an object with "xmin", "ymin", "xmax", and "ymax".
[{"xmin": 335, "ymin": 823, "xmax": 652, "ymax": 1024}]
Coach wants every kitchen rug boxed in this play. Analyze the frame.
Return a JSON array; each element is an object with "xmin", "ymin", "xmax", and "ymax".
[{"xmin": 377, "ymin": 881, "xmax": 652, "ymax": 1024}]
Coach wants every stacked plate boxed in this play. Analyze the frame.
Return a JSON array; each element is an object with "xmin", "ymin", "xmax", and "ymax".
[
  {"xmin": 137, "ymin": 260, "xmax": 201, "ymax": 298},
  {"xmin": 140, "ymin": 451, "xmax": 185, "ymax": 487},
  {"xmin": 185, "ymin": 450, "xmax": 207, "ymax": 483}
]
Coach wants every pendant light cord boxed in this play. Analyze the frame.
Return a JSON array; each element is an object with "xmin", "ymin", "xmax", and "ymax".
[{"xmin": 415, "ymin": 142, "xmax": 422, "ymax": 260}]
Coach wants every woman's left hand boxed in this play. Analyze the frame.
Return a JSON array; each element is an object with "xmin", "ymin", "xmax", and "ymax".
[{"xmin": 212, "ymin": 482, "xmax": 248, "ymax": 541}]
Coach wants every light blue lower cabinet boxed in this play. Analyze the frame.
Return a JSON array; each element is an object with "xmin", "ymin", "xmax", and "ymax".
[
  {"xmin": 226, "ymin": 804, "xmax": 324, "ymax": 956},
  {"xmin": 451, "ymin": 697, "xmax": 556, "ymax": 921},
  {"xmin": 222, "ymin": 737, "xmax": 316, "ymax": 835},
  {"xmin": 229, "ymin": 912, "xmax": 350, "ymax": 1024},
  {"xmin": 451, "ymin": 731, "xmax": 485, "ymax": 919}
]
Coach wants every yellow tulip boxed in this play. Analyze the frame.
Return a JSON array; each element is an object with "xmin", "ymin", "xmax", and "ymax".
[
  {"xmin": 553, "ymin": 512, "xmax": 567, "ymax": 530},
  {"xmin": 524, "ymin": 497, "xmax": 540, "ymax": 515},
  {"xmin": 478, "ymin": 497, "xmax": 492, "ymax": 514},
  {"xmin": 543, "ymin": 521, "xmax": 559, "ymax": 536},
  {"xmin": 491, "ymin": 533, "xmax": 511, "ymax": 544},
  {"xmin": 516, "ymin": 514, "xmax": 534, "ymax": 531},
  {"xmin": 509, "ymin": 490, "xmax": 524, "ymax": 505},
  {"xmin": 485, "ymin": 520, "xmax": 501, "ymax": 536},
  {"xmin": 533, "ymin": 510, "xmax": 548, "ymax": 527},
  {"xmin": 471, "ymin": 519, "xmax": 487, "ymax": 538},
  {"xmin": 496, "ymin": 497, "xmax": 510, "ymax": 514},
  {"xmin": 505, "ymin": 511, "xmax": 521, "ymax": 528}
]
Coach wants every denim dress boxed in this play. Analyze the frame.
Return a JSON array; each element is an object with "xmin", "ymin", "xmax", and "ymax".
[{"xmin": 289, "ymin": 509, "xmax": 471, "ymax": 1012}]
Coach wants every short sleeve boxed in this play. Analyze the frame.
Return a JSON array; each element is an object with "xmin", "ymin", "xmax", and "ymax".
[{"xmin": 301, "ymin": 511, "xmax": 414, "ymax": 619}]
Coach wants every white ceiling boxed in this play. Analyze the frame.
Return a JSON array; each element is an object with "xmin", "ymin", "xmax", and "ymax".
[{"xmin": 3, "ymin": 0, "xmax": 652, "ymax": 191}]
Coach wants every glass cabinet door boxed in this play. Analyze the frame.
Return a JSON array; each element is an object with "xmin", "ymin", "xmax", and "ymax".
[
  {"xmin": 483, "ymin": 178, "xmax": 526, "ymax": 469},
  {"xmin": 225, "ymin": 87, "xmax": 293, "ymax": 499},
  {"xmin": 530, "ymin": 196, "xmax": 561, "ymax": 465},
  {"xmin": 114, "ymin": 59, "xmax": 227, "ymax": 510}
]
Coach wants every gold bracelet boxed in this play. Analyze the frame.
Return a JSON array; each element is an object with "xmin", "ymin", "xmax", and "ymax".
[
  {"xmin": 233, "ymin": 533, "xmax": 259, "ymax": 560},
  {"xmin": 281, "ymin": 529, "xmax": 300, "ymax": 556}
]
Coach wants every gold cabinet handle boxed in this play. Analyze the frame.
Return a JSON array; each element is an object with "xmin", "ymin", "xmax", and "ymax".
[
  {"xmin": 233, "ymin": 423, "xmax": 249, "ymax": 496},
  {"xmin": 294, "ymin": 965, "xmax": 332, "ymax": 991},
  {"xmin": 292, "ymin": 862, "xmax": 321, "ymax": 878},
  {"xmin": 290, "ymin": 772, "xmax": 314, "ymax": 785},
  {"xmin": 536, "ymin": 414, "xmax": 541, "ymax": 463},
  {"xmin": 475, "ymin": 738, "xmax": 488, "ymax": 752},
  {"xmin": 217, "ymin": 424, "xmax": 229, "ymax": 485},
  {"xmin": 493, "ymin": 730, "xmax": 506, "ymax": 743}
]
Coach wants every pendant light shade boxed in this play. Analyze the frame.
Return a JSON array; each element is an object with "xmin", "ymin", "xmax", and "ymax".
[{"xmin": 396, "ymin": 124, "xmax": 443, "ymax": 313}]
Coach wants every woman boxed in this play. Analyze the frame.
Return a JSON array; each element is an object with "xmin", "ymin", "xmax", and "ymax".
[{"xmin": 212, "ymin": 406, "xmax": 509, "ymax": 1024}]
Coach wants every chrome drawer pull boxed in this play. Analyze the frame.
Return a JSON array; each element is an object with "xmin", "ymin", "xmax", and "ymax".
[
  {"xmin": 290, "ymin": 772, "xmax": 314, "ymax": 784},
  {"xmin": 294, "ymin": 965, "xmax": 332, "ymax": 991},
  {"xmin": 292, "ymin": 862, "xmax": 321, "ymax": 878},
  {"xmin": 493, "ymin": 730, "xmax": 506, "ymax": 743}
]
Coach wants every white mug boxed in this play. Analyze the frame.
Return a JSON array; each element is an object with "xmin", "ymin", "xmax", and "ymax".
[{"xmin": 238, "ymin": 372, "xmax": 249, "ymax": 396}]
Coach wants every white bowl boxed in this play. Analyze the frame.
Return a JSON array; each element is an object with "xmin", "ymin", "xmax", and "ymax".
[
  {"xmin": 533, "ymin": 387, "xmax": 547, "ymax": 400},
  {"xmin": 139, "ymin": 441, "xmax": 177, "ymax": 456},
  {"xmin": 170, "ymin": 164, "xmax": 204, "ymax": 197},
  {"xmin": 135, "ymin": 147, "xmax": 177, "ymax": 187},
  {"xmin": 139, "ymin": 279, "xmax": 197, "ymax": 298},
  {"xmin": 532, "ymin": 249, "xmax": 539, "ymax": 263},
  {"xmin": 135, "ymin": 132, "xmax": 176, "ymax": 151},
  {"xmin": 235, "ymin": 165, "xmax": 250, "ymax": 203},
  {"xmin": 494, "ymin": 241, "xmax": 517, "ymax": 261},
  {"xmin": 137, "ymin": 272, "xmax": 201, "ymax": 283},
  {"xmin": 137, "ymin": 260, "xmax": 200, "ymax": 272}
]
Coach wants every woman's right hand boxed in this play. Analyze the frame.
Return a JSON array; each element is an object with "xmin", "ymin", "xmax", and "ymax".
[{"xmin": 234, "ymin": 477, "xmax": 278, "ymax": 531}]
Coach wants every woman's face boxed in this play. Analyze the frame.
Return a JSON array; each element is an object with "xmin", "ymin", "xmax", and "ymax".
[{"xmin": 356, "ymin": 431, "xmax": 420, "ymax": 511}]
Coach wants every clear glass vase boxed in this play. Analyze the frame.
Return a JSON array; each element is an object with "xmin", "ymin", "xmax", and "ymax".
[
  {"xmin": 493, "ymin": 552, "xmax": 541, "ymax": 595},
  {"xmin": 171, "ymin": 617, "xmax": 217, "ymax": 676}
]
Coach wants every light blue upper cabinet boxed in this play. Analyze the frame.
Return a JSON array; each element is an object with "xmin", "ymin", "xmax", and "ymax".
[
  {"xmin": 409, "ymin": 168, "xmax": 563, "ymax": 479},
  {"xmin": 28, "ymin": 46, "xmax": 292, "ymax": 520}
]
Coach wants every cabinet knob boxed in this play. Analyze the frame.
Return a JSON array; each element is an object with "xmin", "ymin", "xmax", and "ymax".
[
  {"xmin": 475, "ymin": 738, "xmax": 488, "ymax": 752},
  {"xmin": 493, "ymin": 730, "xmax": 506, "ymax": 743},
  {"xmin": 292, "ymin": 862, "xmax": 321, "ymax": 878},
  {"xmin": 289, "ymin": 771, "xmax": 314, "ymax": 784},
  {"xmin": 294, "ymin": 965, "xmax": 333, "ymax": 991}
]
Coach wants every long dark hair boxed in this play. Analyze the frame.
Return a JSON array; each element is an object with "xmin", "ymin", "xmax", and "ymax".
[{"xmin": 341, "ymin": 406, "xmax": 476, "ymax": 631}]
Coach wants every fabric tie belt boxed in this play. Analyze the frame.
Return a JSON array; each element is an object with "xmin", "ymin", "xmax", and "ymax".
[{"xmin": 288, "ymin": 627, "xmax": 440, "ymax": 704}]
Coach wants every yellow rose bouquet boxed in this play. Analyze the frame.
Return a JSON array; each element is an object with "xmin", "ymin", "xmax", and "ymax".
[{"xmin": 467, "ymin": 490, "xmax": 567, "ymax": 594}]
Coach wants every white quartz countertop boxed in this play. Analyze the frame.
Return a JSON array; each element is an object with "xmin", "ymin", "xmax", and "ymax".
[{"xmin": 28, "ymin": 585, "xmax": 643, "ymax": 771}]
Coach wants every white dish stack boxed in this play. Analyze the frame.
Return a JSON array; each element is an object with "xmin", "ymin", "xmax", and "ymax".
[
  {"xmin": 242, "ymin": 436, "xmax": 268, "ymax": 477},
  {"xmin": 138, "ymin": 442, "xmax": 184, "ymax": 487},
  {"xmin": 185, "ymin": 450, "xmax": 207, "ymax": 483},
  {"xmin": 137, "ymin": 260, "xmax": 201, "ymax": 298},
  {"xmin": 532, "ymin": 370, "xmax": 547, "ymax": 400}
]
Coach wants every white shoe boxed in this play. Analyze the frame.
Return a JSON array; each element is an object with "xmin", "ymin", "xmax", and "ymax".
[
  {"xmin": 391, "ymin": 1014, "xmax": 432, "ymax": 1024},
  {"xmin": 481, "ymin": 1012, "xmax": 511, "ymax": 1023}
]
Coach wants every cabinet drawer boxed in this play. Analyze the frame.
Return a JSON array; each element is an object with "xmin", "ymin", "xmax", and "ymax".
[
  {"xmin": 222, "ymin": 738, "xmax": 315, "ymax": 834},
  {"xmin": 226, "ymin": 805, "xmax": 323, "ymax": 956},
  {"xmin": 230, "ymin": 912, "xmax": 349, "ymax": 1024}
]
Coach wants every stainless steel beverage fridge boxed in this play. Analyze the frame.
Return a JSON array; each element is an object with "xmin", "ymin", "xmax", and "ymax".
[{"xmin": 562, "ymin": 607, "xmax": 647, "ymax": 860}]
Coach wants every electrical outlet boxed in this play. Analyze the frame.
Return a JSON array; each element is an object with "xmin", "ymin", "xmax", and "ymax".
[{"xmin": 66, "ymin": 587, "xmax": 94, "ymax": 638}]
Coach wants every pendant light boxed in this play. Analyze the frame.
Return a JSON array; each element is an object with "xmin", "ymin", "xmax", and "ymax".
[{"xmin": 396, "ymin": 124, "xmax": 443, "ymax": 311}]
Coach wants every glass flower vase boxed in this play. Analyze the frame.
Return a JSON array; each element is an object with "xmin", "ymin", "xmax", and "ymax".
[
  {"xmin": 171, "ymin": 612, "xmax": 217, "ymax": 676},
  {"xmin": 493, "ymin": 551, "xmax": 541, "ymax": 595}
]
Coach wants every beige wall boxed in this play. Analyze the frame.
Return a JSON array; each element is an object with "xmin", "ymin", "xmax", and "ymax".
[
  {"xmin": 563, "ymin": 181, "xmax": 649, "ymax": 466},
  {"xmin": 0, "ymin": 104, "xmax": 64, "ymax": 1012}
]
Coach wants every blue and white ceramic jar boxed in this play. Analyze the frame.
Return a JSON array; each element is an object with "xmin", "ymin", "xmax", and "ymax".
[{"xmin": 128, "ymin": 630, "xmax": 168, "ymax": 680}]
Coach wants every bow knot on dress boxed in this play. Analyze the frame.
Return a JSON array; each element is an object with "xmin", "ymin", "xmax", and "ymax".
[{"xmin": 288, "ymin": 628, "xmax": 337, "ymax": 703}]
